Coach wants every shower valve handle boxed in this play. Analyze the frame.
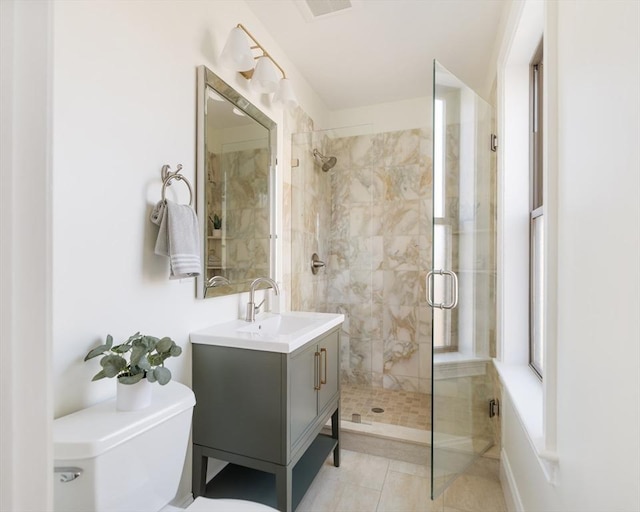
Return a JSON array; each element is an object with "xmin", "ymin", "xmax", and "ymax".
[{"xmin": 311, "ymin": 253, "xmax": 325, "ymax": 275}]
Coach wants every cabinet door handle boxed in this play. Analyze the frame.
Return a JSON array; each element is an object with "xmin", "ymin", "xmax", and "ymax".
[
  {"xmin": 314, "ymin": 351, "xmax": 321, "ymax": 390},
  {"xmin": 320, "ymin": 348, "xmax": 327, "ymax": 385}
]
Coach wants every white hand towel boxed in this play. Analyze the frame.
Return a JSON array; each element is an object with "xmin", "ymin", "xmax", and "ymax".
[{"xmin": 152, "ymin": 199, "xmax": 201, "ymax": 279}]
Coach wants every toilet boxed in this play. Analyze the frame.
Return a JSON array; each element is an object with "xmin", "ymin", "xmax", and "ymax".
[{"xmin": 53, "ymin": 381, "xmax": 277, "ymax": 512}]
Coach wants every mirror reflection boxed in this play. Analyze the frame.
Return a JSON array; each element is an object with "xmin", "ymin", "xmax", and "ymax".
[{"xmin": 196, "ymin": 66, "xmax": 276, "ymax": 298}]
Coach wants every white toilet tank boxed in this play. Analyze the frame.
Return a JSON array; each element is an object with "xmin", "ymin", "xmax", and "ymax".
[{"xmin": 53, "ymin": 381, "xmax": 196, "ymax": 512}]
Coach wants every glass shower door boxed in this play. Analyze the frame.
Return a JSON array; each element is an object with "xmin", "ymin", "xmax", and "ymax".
[{"xmin": 430, "ymin": 60, "xmax": 495, "ymax": 498}]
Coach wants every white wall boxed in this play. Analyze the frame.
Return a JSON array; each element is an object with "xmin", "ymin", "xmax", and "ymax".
[
  {"xmin": 3, "ymin": 2, "xmax": 437, "ymax": 508},
  {"xmin": 50, "ymin": 0, "xmax": 325, "ymax": 418},
  {"xmin": 49, "ymin": 2, "xmax": 333, "ymax": 503},
  {"xmin": 500, "ymin": 1, "xmax": 640, "ymax": 511},
  {"xmin": 3, "ymin": 1, "xmax": 329, "ymax": 510},
  {"xmin": 1, "ymin": 1, "xmax": 54, "ymax": 510},
  {"xmin": 326, "ymin": 96, "xmax": 432, "ymax": 133}
]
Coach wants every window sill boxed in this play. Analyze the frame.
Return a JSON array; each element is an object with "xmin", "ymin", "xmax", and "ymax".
[{"xmin": 493, "ymin": 359, "xmax": 558, "ymax": 483}]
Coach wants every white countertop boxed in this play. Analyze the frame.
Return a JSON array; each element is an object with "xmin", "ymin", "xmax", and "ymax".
[{"xmin": 190, "ymin": 311, "xmax": 345, "ymax": 353}]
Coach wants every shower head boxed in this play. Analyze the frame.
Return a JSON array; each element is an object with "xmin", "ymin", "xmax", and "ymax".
[{"xmin": 312, "ymin": 149, "xmax": 337, "ymax": 172}]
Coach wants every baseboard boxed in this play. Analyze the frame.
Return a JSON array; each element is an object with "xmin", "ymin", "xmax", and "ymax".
[{"xmin": 500, "ymin": 448, "xmax": 524, "ymax": 512}]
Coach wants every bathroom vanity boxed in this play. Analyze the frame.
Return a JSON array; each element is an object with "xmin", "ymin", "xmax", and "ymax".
[{"xmin": 191, "ymin": 312, "xmax": 343, "ymax": 512}]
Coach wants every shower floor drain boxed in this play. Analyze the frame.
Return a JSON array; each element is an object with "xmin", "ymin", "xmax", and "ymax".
[{"xmin": 371, "ymin": 407, "xmax": 385, "ymax": 413}]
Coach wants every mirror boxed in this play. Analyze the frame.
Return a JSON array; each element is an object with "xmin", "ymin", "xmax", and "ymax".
[{"xmin": 196, "ymin": 66, "xmax": 276, "ymax": 298}]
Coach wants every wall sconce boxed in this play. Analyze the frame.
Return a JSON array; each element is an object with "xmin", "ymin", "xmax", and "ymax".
[{"xmin": 220, "ymin": 23, "xmax": 298, "ymax": 109}]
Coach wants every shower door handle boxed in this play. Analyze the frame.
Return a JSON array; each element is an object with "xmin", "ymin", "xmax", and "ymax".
[{"xmin": 426, "ymin": 270, "xmax": 459, "ymax": 310}]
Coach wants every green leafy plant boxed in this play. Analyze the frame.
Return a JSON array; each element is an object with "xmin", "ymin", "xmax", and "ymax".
[
  {"xmin": 84, "ymin": 333, "xmax": 182, "ymax": 385},
  {"xmin": 213, "ymin": 213, "xmax": 222, "ymax": 230}
]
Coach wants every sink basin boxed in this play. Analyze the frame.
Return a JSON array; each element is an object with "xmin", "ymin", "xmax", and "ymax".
[
  {"xmin": 190, "ymin": 312, "xmax": 345, "ymax": 353},
  {"xmin": 236, "ymin": 315, "xmax": 314, "ymax": 336}
]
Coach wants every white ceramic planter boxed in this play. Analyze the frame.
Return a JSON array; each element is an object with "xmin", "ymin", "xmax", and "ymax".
[{"xmin": 116, "ymin": 378, "xmax": 152, "ymax": 411}]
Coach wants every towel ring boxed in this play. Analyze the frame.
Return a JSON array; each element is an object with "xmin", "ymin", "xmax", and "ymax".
[{"xmin": 161, "ymin": 173, "xmax": 193, "ymax": 206}]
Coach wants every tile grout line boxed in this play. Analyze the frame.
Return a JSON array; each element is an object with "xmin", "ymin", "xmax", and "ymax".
[{"xmin": 374, "ymin": 458, "xmax": 392, "ymax": 512}]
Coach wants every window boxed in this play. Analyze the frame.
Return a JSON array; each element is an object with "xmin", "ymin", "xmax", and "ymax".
[
  {"xmin": 433, "ymin": 98, "xmax": 455, "ymax": 351},
  {"xmin": 530, "ymin": 41, "xmax": 544, "ymax": 377},
  {"xmin": 434, "ymin": 98, "xmax": 446, "ymax": 219},
  {"xmin": 496, "ymin": 2, "xmax": 558, "ymax": 479}
]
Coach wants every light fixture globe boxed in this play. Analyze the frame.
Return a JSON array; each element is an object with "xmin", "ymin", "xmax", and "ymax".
[
  {"xmin": 274, "ymin": 78, "xmax": 298, "ymax": 109},
  {"xmin": 251, "ymin": 56, "xmax": 279, "ymax": 94},
  {"xmin": 220, "ymin": 27, "xmax": 255, "ymax": 72},
  {"xmin": 221, "ymin": 24, "xmax": 297, "ymax": 107}
]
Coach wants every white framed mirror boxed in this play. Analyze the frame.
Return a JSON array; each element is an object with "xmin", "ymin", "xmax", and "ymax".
[{"xmin": 196, "ymin": 65, "xmax": 276, "ymax": 298}]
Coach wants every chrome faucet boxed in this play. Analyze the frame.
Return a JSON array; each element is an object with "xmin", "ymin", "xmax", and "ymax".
[
  {"xmin": 246, "ymin": 277, "xmax": 280, "ymax": 322},
  {"xmin": 204, "ymin": 275, "xmax": 231, "ymax": 296}
]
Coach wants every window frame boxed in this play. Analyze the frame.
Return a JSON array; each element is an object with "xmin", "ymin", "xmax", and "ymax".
[
  {"xmin": 432, "ymin": 96, "xmax": 457, "ymax": 353},
  {"xmin": 529, "ymin": 40, "xmax": 544, "ymax": 378},
  {"xmin": 433, "ymin": 219, "xmax": 455, "ymax": 352}
]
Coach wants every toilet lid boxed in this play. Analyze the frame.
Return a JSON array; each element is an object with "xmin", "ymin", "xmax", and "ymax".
[{"xmin": 188, "ymin": 497, "xmax": 278, "ymax": 512}]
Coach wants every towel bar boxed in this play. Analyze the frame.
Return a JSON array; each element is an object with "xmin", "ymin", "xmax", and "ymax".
[{"xmin": 160, "ymin": 164, "xmax": 193, "ymax": 206}]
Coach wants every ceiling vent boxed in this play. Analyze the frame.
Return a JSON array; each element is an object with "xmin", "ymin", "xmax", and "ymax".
[{"xmin": 302, "ymin": 0, "xmax": 353, "ymax": 19}]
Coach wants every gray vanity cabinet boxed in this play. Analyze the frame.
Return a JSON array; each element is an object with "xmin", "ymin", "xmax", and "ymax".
[
  {"xmin": 289, "ymin": 342, "xmax": 318, "ymax": 450},
  {"xmin": 191, "ymin": 326, "xmax": 341, "ymax": 512},
  {"xmin": 317, "ymin": 332, "xmax": 339, "ymax": 410},
  {"xmin": 290, "ymin": 329, "xmax": 339, "ymax": 454}
]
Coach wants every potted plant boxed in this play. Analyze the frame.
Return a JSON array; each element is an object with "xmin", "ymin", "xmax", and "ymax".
[
  {"xmin": 84, "ymin": 332, "xmax": 182, "ymax": 411},
  {"xmin": 210, "ymin": 213, "xmax": 222, "ymax": 237}
]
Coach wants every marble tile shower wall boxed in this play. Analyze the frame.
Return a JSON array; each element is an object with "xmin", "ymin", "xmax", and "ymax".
[
  {"xmin": 290, "ymin": 124, "xmax": 498, "ymax": 397},
  {"xmin": 324, "ymin": 128, "xmax": 434, "ymax": 394},
  {"xmin": 290, "ymin": 131, "xmax": 332, "ymax": 312},
  {"xmin": 283, "ymin": 108, "xmax": 315, "ymax": 312},
  {"xmin": 206, "ymin": 148, "xmax": 270, "ymax": 283}
]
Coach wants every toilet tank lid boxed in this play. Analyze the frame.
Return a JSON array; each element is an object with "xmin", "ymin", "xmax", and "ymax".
[{"xmin": 53, "ymin": 381, "xmax": 195, "ymax": 460}]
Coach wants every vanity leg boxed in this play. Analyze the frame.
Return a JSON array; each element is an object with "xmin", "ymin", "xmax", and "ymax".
[
  {"xmin": 192, "ymin": 445, "xmax": 208, "ymax": 498},
  {"xmin": 331, "ymin": 406, "xmax": 340, "ymax": 467},
  {"xmin": 275, "ymin": 465, "xmax": 293, "ymax": 512}
]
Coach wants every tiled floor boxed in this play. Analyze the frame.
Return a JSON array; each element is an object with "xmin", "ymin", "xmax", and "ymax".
[
  {"xmin": 297, "ymin": 449, "xmax": 506, "ymax": 512},
  {"xmin": 341, "ymin": 385, "xmax": 431, "ymax": 431}
]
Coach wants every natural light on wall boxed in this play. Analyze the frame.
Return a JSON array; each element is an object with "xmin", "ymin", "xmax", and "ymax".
[
  {"xmin": 434, "ymin": 98, "xmax": 445, "ymax": 219},
  {"xmin": 433, "ymin": 98, "xmax": 452, "ymax": 350}
]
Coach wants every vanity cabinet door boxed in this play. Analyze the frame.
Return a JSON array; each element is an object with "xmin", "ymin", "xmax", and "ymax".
[
  {"xmin": 317, "ymin": 329, "xmax": 339, "ymax": 414},
  {"xmin": 192, "ymin": 345, "xmax": 285, "ymax": 464},
  {"xmin": 289, "ymin": 341, "xmax": 318, "ymax": 452},
  {"xmin": 288, "ymin": 328, "xmax": 341, "ymax": 457}
]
